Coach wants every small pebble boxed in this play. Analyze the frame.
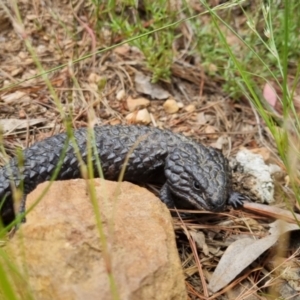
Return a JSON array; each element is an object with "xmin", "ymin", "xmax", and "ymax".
[
  {"xmin": 88, "ymin": 73, "xmax": 101, "ymax": 84},
  {"xmin": 184, "ymin": 104, "xmax": 196, "ymax": 113},
  {"xmin": 126, "ymin": 96, "xmax": 150, "ymax": 111},
  {"xmin": 116, "ymin": 90, "xmax": 126, "ymax": 101},
  {"xmin": 163, "ymin": 99, "xmax": 179, "ymax": 114},
  {"xmin": 126, "ymin": 108, "xmax": 151, "ymax": 124}
]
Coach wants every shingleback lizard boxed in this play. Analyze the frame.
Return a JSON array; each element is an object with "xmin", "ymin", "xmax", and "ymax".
[{"xmin": 0, "ymin": 125, "xmax": 245, "ymax": 225}]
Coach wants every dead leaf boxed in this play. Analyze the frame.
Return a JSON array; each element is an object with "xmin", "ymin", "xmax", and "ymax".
[
  {"xmin": 134, "ymin": 72, "xmax": 169, "ymax": 100},
  {"xmin": 0, "ymin": 118, "xmax": 47, "ymax": 134},
  {"xmin": 250, "ymin": 147, "xmax": 271, "ymax": 162},
  {"xmin": 211, "ymin": 136, "xmax": 225, "ymax": 150},
  {"xmin": 189, "ymin": 230, "xmax": 209, "ymax": 256},
  {"xmin": 209, "ymin": 220, "xmax": 299, "ymax": 293},
  {"xmin": 268, "ymin": 219, "xmax": 299, "ymax": 236},
  {"xmin": 205, "ymin": 125, "xmax": 218, "ymax": 139},
  {"xmin": 1, "ymin": 91, "xmax": 27, "ymax": 104},
  {"xmin": 204, "ymin": 125, "xmax": 216, "ymax": 134},
  {"xmin": 113, "ymin": 44, "xmax": 131, "ymax": 56},
  {"xmin": 197, "ymin": 112, "xmax": 207, "ymax": 125},
  {"xmin": 263, "ymin": 82, "xmax": 277, "ymax": 107}
]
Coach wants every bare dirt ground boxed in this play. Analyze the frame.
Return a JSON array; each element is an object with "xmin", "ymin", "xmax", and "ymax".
[{"xmin": 1, "ymin": 1, "xmax": 299, "ymax": 299}]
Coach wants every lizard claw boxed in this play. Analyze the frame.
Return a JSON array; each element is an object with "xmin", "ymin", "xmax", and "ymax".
[{"xmin": 228, "ymin": 192, "xmax": 248, "ymax": 209}]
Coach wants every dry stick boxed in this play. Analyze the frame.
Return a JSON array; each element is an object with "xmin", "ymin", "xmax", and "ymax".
[
  {"xmin": 199, "ymin": 67, "xmax": 205, "ymax": 99},
  {"xmin": 207, "ymin": 267, "xmax": 262, "ymax": 300},
  {"xmin": 237, "ymin": 248, "xmax": 300, "ymax": 300},
  {"xmin": 185, "ymin": 281, "xmax": 207, "ymax": 299},
  {"xmin": 179, "ymin": 214, "xmax": 209, "ymax": 298},
  {"xmin": 243, "ymin": 202, "xmax": 300, "ymax": 224}
]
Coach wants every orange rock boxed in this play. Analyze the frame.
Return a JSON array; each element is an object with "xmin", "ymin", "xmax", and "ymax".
[{"xmin": 5, "ymin": 179, "xmax": 187, "ymax": 300}]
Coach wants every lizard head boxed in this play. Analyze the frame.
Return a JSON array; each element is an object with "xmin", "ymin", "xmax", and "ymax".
[{"xmin": 164, "ymin": 143, "xmax": 232, "ymax": 212}]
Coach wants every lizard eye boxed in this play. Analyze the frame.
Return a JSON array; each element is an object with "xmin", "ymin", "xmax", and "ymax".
[{"xmin": 193, "ymin": 181, "xmax": 201, "ymax": 190}]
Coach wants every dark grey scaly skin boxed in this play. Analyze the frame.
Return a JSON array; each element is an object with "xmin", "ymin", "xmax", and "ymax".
[{"xmin": 0, "ymin": 125, "xmax": 244, "ymax": 225}]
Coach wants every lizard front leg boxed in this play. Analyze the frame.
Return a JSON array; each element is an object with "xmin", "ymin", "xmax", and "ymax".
[{"xmin": 159, "ymin": 183, "xmax": 176, "ymax": 208}]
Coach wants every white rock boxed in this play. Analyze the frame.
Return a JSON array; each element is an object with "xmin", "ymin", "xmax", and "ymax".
[{"xmin": 236, "ymin": 149, "xmax": 275, "ymax": 204}]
